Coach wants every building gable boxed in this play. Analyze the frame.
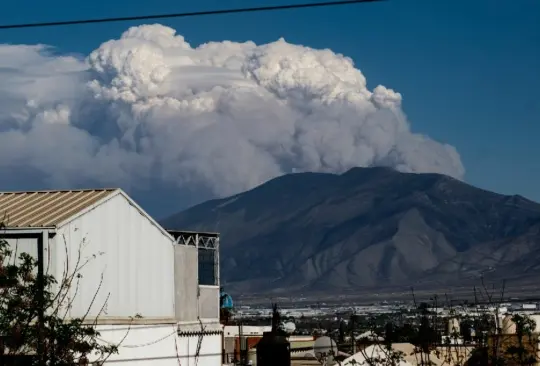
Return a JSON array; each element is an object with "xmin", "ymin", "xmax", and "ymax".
[
  {"xmin": 0, "ymin": 188, "xmax": 172, "ymax": 241},
  {"xmin": 56, "ymin": 189, "xmax": 173, "ymax": 241}
]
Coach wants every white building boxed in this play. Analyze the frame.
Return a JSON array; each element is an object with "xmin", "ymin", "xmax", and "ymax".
[{"xmin": 0, "ymin": 188, "xmax": 222, "ymax": 366}]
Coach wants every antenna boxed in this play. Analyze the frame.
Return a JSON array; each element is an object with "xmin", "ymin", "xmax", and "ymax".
[{"xmin": 271, "ymin": 303, "xmax": 284, "ymax": 334}]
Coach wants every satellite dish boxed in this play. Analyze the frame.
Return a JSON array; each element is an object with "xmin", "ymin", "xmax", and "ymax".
[
  {"xmin": 313, "ymin": 336, "xmax": 337, "ymax": 365},
  {"xmin": 283, "ymin": 322, "xmax": 296, "ymax": 334}
]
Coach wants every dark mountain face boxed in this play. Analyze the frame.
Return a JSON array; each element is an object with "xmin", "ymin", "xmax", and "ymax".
[{"xmin": 161, "ymin": 167, "xmax": 540, "ymax": 294}]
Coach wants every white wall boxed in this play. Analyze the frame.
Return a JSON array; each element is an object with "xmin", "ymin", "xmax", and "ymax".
[
  {"xmin": 95, "ymin": 324, "xmax": 178, "ymax": 365},
  {"xmin": 93, "ymin": 324, "xmax": 222, "ymax": 366},
  {"xmin": 54, "ymin": 193, "xmax": 175, "ymax": 320},
  {"xmin": 176, "ymin": 333, "xmax": 222, "ymax": 366}
]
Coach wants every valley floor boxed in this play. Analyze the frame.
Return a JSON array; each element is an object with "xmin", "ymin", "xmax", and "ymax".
[{"xmin": 234, "ymin": 276, "xmax": 540, "ymax": 306}]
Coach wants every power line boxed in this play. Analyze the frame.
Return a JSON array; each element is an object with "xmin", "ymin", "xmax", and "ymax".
[
  {"xmin": 0, "ymin": 0, "xmax": 383, "ymax": 30},
  {"xmin": 23, "ymin": 346, "xmax": 349, "ymax": 363}
]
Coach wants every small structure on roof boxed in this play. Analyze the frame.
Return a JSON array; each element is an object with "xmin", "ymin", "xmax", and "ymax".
[{"xmin": 220, "ymin": 287, "xmax": 234, "ymax": 309}]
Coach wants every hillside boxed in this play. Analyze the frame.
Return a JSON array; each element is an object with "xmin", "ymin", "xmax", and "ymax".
[{"xmin": 161, "ymin": 167, "xmax": 540, "ymax": 295}]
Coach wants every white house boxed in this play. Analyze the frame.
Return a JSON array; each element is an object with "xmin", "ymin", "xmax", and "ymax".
[{"xmin": 0, "ymin": 188, "xmax": 222, "ymax": 366}]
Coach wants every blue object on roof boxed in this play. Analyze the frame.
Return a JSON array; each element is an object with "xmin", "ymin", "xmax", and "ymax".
[{"xmin": 220, "ymin": 290, "xmax": 234, "ymax": 309}]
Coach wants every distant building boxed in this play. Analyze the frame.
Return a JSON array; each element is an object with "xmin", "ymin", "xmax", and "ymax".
[
  {"xmin": 0, "ymin": 189, "xmax": 222, "ymax": 365},
  {"xmin": 221, "ymin": 325, "xmax": 314, "ymax": 364}
]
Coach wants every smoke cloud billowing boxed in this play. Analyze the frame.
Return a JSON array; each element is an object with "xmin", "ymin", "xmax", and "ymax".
[{"xmin": 0, "ymin": 25, "xmax": 464, "ymax": 211}]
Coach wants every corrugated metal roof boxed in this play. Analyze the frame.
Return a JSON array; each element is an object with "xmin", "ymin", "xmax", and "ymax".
[{"xmin": 0, "ymin": 189, "xmax": 118, "ymax": 228}]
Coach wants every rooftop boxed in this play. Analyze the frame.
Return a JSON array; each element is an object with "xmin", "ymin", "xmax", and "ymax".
[
  {"xmin": 0, "ymin": 189, "xmax": 118, "ymax": 228},
  {"xmin": 166, "ymin": 229, "xmax": 220, "ymax": 237}
]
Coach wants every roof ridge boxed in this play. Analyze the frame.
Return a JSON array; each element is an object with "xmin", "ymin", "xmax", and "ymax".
[
  {"xmin": 0, "ymin": 189, "xmax": 119, "ymax": 228},
  {"xmin": 0, "ymin": 188, "xmax": 119, "ymax": 195}
]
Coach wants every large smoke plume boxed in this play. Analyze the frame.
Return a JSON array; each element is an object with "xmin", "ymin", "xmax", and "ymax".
[{"xmin": 0, "ymin": 25, "xmax": 464, "ymax": 212}]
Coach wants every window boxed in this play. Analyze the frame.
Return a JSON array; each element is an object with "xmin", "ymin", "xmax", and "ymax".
[{"xmin": 198, "ymin": 248, "xmax": 216, "ymax": 285}]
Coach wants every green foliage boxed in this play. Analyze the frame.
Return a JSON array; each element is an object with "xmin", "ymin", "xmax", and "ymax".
[{"xmin": 0, "ymin": 234, "xmax": 119, "ymax": 365}]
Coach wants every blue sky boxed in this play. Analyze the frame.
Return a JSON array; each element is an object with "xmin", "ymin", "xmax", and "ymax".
[{"xmin": 0, "ymin": 0, "xmax": 539, "ymax": 203}]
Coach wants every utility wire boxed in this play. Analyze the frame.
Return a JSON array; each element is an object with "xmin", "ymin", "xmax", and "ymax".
[
  {"xmin": 81, "ymin": 349, "xmax": 321, "ymax": 363},
  {"xmin": 0, "ymin": 0, "xmax": 383, "ymax": 30}
]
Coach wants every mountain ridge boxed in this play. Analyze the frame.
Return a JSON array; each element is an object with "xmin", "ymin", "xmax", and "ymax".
[{"xmin": 161, "ymin": 167, "xmax": 540, "ymax": 294}]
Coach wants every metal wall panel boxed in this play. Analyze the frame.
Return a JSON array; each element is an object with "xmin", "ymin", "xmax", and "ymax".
[
  {"xmin": 54, "ymin": 193, "xmax": 175, "ymax": 320},
  {"xmin": 3, "ymin": 237, "xmax": 39, "ymax": 266},
  {"xmin": 3, "ymin": 232, "xmax": 60, "ymax": 309},
  {"xmin": 2, "ymin": 235, "xmax": 56, "ymax": 278}
]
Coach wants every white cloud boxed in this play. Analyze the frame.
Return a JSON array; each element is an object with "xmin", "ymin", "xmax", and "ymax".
[{"xmin": 0, "ymin": 24, "xmax": 465, "ymax": 203}]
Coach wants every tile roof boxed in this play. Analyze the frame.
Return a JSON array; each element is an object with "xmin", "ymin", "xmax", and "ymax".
[{"xmin": 0, "ymin": 189, "xmax": 118, "ymax": 228}]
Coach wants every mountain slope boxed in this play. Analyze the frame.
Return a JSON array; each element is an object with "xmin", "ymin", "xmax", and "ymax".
[{"xmin": 161, "ymin": 167, "xmax": 540, "ymax": 294}]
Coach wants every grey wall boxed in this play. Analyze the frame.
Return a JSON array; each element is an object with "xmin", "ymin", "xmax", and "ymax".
[
  {"xmin": 199, "ymin": 285, "xmax": 219, "ymax": 319},
  {"xmin": 174, "ymin": 245, "xmax": 199, "ymax": 322}
]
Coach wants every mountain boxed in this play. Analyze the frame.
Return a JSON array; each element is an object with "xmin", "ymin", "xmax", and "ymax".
[{"xmin": 161, "ymin": 167, "xmax": 540, "ymax": 295}]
